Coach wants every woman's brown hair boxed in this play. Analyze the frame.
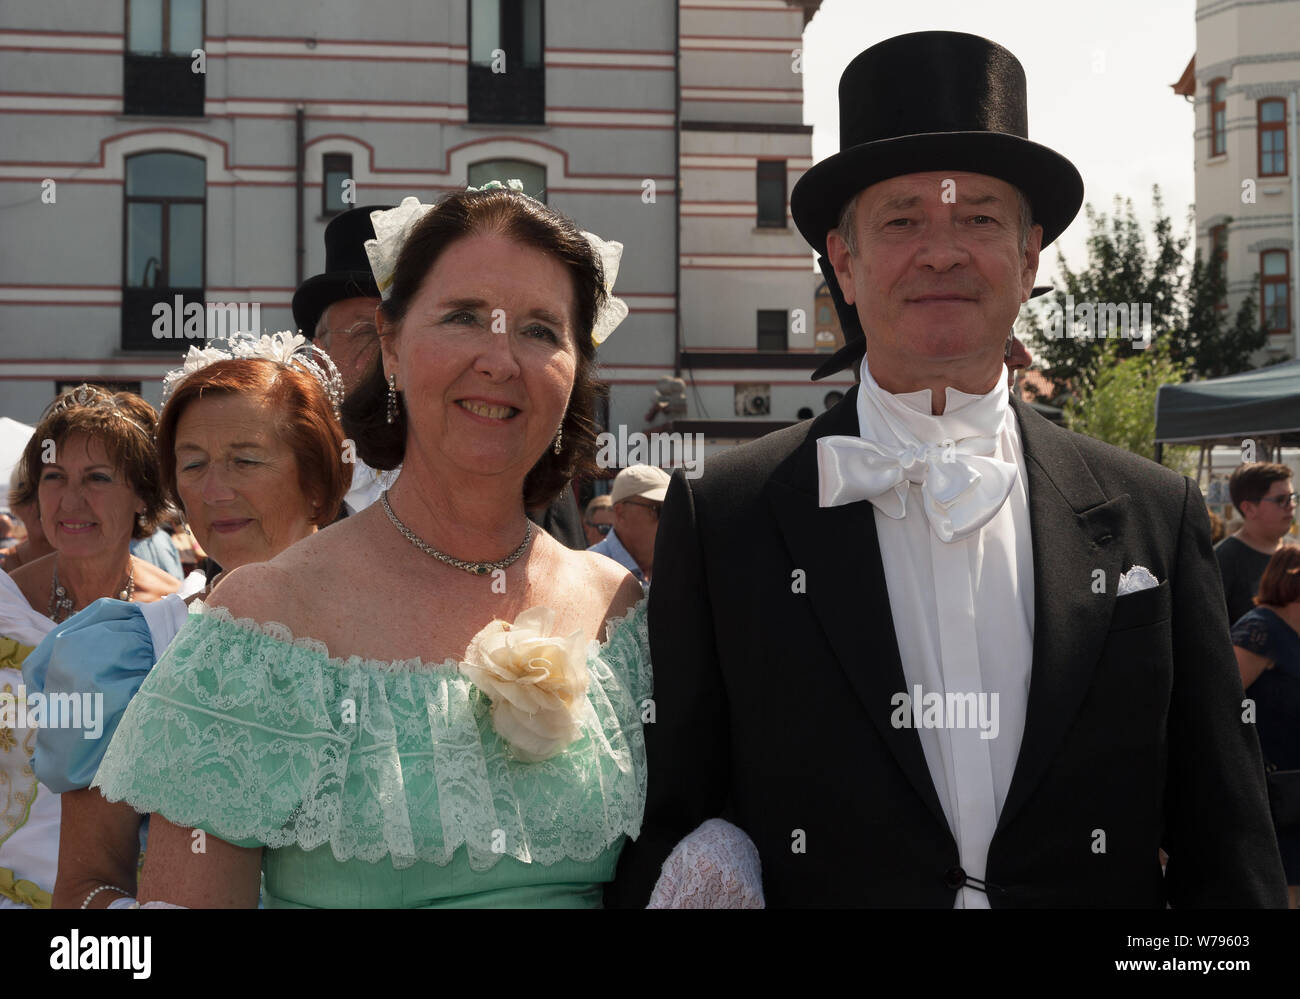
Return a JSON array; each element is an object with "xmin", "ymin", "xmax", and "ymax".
[
  {"xmin": 1256, "ymin": 544, "xmax": 1300, "ymax": 607},
  {"xmin": 15, "ymin": 385, "xmax": 167, "ymax": 541}
]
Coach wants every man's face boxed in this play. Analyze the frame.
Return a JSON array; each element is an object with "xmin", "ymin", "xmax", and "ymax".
[
  {"xmin": 1244, "ymin": 479, "xmax": 1296, "ymax": 539},
  {"xmin": 825, "ymin": 171, "xmax": 1041, "ymax": 394},
  {"xmin": 613, "ymin": 496, "xmax": 662, "ymax": 559},
  {"xmin": 317, "ymin": 296, "xmax": 382, "ymax": 395},
  {"xmin": 584, "ymin": 505, "xmax": 614, "ymax": 547}
]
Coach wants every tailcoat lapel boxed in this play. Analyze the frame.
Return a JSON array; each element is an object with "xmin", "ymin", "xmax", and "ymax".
[
  {"xmin": 762, "ymin": 387, "xmax": 950, "ymax": 831},
  {"xmin": 996, "ymin": 398, "xmax": 1130, "ymax": 832}
]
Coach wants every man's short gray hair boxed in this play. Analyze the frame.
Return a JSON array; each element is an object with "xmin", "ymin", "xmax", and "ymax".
[
  {"xmin": 834, "ymin": 184, "xmax": 1035, "ymax": 257},
  {"xmin": 314, "ymin": 302, "xmax": 332, "ymax": 342}
]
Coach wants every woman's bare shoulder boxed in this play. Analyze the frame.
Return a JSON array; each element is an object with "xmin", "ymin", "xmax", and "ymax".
[
  {"xmin": 130, "ymin": 557, "xmax": 182, "ymax": 597},
  {"xmin": 205, "ymin": 560, "xmax": 303, "ymax": 624},
  {"xmin": 7, "ymin": 551, "xmax": 52, "ymax": 606},
  {"xmin": 573, "ymin": 548, "xmax": 644, "ymax": 636},
  {"xmin": 208, "ymin": 515, "xmax": 374, "ymax": 628}
]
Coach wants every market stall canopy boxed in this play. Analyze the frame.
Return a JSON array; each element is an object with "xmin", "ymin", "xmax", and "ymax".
[{"xmin": 1155, "ymin": 359, "xmax": 1300, "ymax": 445}]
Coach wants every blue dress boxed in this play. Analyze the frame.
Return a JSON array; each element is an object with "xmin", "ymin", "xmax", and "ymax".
[
  {"xmin": 1230, "ymin": 606, "xmax": 1300, "ymax": 882},
  {"xmin": 23, "ymin": 596, "xmax": 190, "ymax": 794}
]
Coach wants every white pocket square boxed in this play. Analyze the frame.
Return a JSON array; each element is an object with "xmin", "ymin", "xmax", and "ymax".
[{"xmin": 1116, "ymin": 565, "xmax": 1160, "ymax": 596}]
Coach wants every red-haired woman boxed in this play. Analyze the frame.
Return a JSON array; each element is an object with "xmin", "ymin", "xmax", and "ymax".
[
  {"xmin": 1232, "ymin": 544, "xmax": 1300, "ymax": 907},
  {"xmin": 22, "ymin": 338, "xmax": 351, "ymax": 907}
]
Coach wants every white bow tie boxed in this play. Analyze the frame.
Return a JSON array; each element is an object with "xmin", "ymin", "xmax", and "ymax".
[{"xmin": 817, "ymin": 431, "xmax": 1017, "ymax": 543}]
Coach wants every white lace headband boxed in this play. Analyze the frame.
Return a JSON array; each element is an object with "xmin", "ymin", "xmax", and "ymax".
[
  {"xmin": 365, "ymin": 185, "xmax": 629, "ymax": 346},
  {"xmin": 160, "ymin": 332, "xmax": 346, "ymax": 418}
]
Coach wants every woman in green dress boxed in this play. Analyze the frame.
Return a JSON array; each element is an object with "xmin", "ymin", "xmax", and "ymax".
[{"xmin": 94, "ymin": 185, "xmax": 650, "ymax": 908}]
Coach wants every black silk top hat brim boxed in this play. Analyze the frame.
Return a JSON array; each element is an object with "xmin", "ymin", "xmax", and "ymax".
[{"xmin": 293, "ymin": 204, "xmax": 394, "ymax": 339}]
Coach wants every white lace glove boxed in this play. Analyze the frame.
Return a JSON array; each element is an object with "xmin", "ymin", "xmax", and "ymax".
[{"xmin": 647, "ymin": 818, "xmax": 764, "ymax": 908}]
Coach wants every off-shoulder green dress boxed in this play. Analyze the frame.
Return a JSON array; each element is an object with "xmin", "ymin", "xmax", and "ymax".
[{"xmin": 93, "ymin": 601, "xmax": 651, "ymax": 908}]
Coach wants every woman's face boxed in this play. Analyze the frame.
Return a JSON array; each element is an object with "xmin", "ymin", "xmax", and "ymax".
[
  {"xmin": 38, "ymin": 432, "xmax": 145, "ymax": 559},
  {"xmin": 380, "ymin": 232, "xmax": 579, "ymax": 483},
  {"xmin": 172, "ymin": 392, "xmax": 321, "ymax": 570}
]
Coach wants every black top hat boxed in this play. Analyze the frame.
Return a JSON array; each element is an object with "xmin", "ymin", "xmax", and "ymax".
[
  {"xmin": 292, "ymin": 204, "xmax": 394, "ymax": 339},
  {"xmin": 796, "ymin": 31, "xmax": 1082, "ymax": 382},
  {"xmin": 791, "ymin": 31, "xmax": 1082, "ymax": 257}
]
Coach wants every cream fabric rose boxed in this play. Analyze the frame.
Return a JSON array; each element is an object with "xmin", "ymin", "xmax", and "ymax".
[{"xmin": 459, "ymin": 607, "xmax": 592, "ymax": 762}]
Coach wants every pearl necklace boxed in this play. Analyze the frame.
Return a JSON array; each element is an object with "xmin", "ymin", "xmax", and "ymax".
[
  {"xmin": 380, "ymin": 490, "xmax": 533, "ymax": 576},
  {"xmin": 49, "ymin": 557, "xmax": 135, "ymax": 623}
]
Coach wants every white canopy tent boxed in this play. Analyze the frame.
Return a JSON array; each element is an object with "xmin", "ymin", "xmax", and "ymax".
[{"xmin": 0, "ymin": 416, "xmax": 35, "ymax": 509}]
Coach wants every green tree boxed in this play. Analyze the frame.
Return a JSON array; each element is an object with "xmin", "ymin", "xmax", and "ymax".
[
  {"xmin": 1169, "ymin": 221, "xmax": 1268, "ymax": 378},
  {"xmin": 1023, "ymin": 187, "xmax": 1188, "ymax": 400},
  {"xmin": 1062, "ymin": 337, "xmax": 1197, "ymax": 475},
  {"xmin": 1024, "ymin": 189, "xmax": 1276, "ymax": 403}
]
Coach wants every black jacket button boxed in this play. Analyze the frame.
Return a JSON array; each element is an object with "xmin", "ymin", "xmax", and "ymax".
[{"xmin": 944, "ymin": 866, "xmax": 966, "ymax": 889}]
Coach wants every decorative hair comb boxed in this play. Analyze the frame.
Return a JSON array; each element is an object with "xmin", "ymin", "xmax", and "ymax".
[
  {"xmin": 364, "ymin": 185, "xmax": 628, "ymax": 345},
  {"xmin": 160, "ymin": 332, "xmax": 346, "ymax": 418}
]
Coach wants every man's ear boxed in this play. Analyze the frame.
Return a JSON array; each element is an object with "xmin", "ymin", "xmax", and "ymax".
[
  {"xmin": 1021, "ymin": 223, "xmax": 1044, "ymax": 302},
  {"xmin": 825, "ymin": 230, "xmax": 857, "ymax": 306}
]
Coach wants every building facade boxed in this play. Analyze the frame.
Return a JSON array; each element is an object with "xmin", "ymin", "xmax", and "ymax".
[
  {"xmin": 0, "ymin": 0, "xmax": 835, "ymax": 473},
  {"xmin": 1175, "ymin": 0, "xmax": 1300, "ymax": 358}
]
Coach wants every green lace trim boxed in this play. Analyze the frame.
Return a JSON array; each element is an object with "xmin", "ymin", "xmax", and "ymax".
[{"xmin": 94, "ymin": 601, "xmax": 650, "ymax": 871}]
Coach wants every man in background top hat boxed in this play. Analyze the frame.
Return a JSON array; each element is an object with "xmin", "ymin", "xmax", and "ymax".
[
  {"xmin": 612, "ymin": 31, "xmax": 1285, "ymax": 907},
  {"xmin": 294, "ymin": 205, "xmax": 399, "ymax": 515},
  {"xmin": 293, "ymin": 204, "xmax": 588, "ymax": 544}
]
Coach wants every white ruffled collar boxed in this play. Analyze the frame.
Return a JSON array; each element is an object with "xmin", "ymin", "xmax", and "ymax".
[{"xmin": 856, "ymin": 354, "xmax": 1011, "ymax": 447}]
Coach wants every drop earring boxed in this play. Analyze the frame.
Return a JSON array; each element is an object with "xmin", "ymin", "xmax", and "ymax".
[
  {"xmin": 386, "ymin": 374, "xmax": 398, "ymax": 425},
  {"xmin": 553, "ymin": 425, "xmax": 563, "ymax": 455}
]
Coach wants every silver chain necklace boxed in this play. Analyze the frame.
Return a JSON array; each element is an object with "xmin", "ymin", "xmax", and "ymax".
[
  {"xmin": 380, "ymin": 490, "xmax": 533, "ymax": 576},
  {"xmin": 49, "ymin": 557, "xmax": 135, "ymax": 622}
]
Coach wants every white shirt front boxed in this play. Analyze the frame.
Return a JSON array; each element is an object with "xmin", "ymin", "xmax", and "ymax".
[{"xmin": 855, "ymin": 357, "xmax": 1035, "ymax": 908}]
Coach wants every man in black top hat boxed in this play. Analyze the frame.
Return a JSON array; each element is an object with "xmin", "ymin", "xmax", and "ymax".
[
  {"xmin": 613, "ymin": 31, "xmax": 1285, "ymax": 907},
  {"xmin": 294, "ymin": 204, "xmax": 392, "ymax": 396},
  {"xmin": 294, "ymin": 206, "xmax": 399, "ymax": 516}
]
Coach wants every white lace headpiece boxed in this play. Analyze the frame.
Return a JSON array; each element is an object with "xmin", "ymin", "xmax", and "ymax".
[
  {"xmin": 160, "ymin": 331, "xmax": 346, "ymax": 418},
  {"xmin": 364, "ymin": 185, "xmax": 628, "ymax": 345}
]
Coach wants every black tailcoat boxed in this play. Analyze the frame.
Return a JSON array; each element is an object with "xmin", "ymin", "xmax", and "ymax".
[{"xmin": 610, "ymin": 388, "xmax": 1286, "ymax": 907}]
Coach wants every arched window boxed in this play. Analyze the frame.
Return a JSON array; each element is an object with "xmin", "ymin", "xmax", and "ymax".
[
  {"xmin": 1259, "ymin": 98, "xmax": 1287, "ymax": 177},
  {"xmin": 1209, "ymin": 79, "xmax": 1226, "ymax": 157},
  {"xmin": 1262, "ymin": 250, "xmax": 1290, "ymax": 333},
  {"xmin": 467, "ymin": 159, "xmax": 547, "ymax": 203},
  {"xmin": 122, "ymin": 151, "xmax": 205, "ymax": 349}
]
